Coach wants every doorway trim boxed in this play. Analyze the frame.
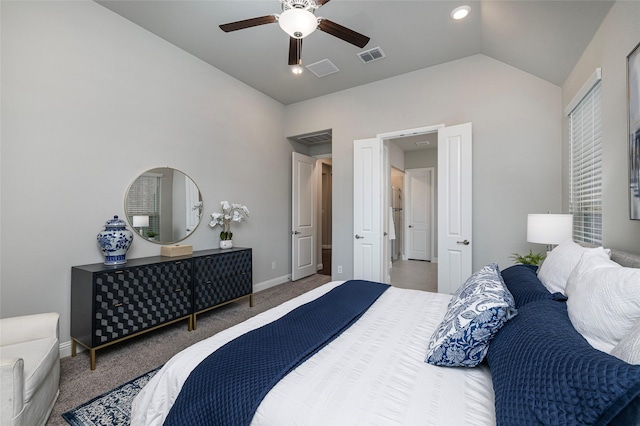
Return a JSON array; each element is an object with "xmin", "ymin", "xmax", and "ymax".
[{"xmin": 377, "ymin": 125, "xmax": 445, "ymax": 142}]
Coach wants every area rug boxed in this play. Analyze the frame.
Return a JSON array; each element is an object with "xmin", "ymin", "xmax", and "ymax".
[{"xmin": 62, "ymin": 367, "xmax": 161, "ymax": 426}]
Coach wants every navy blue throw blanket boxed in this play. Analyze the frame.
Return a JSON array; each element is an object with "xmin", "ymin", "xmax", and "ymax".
[
  {"xmin": 164, "ymin": 280, "xmax": 390, "ymax": 426},
  {"xmin": 487, "ymin": 299, "xmax": 640, "ymax": 425}
]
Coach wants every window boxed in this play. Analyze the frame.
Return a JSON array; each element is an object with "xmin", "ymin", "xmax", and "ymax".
[
  {"xmin": 126, "ymin": 173, "xmax": 162, "ymax": 237},
  {"xmin": 568, "ymin": 71, "xmax": 602, "ymax": 245}
]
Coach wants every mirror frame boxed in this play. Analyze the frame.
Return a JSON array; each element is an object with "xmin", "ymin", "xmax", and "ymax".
[{"xmin": 124, "ymin": 167, "xmax": 203, "ymax": 244}]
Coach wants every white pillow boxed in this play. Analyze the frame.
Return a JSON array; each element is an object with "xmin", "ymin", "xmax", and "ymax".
[
  {"xmin": 565, "ymin": 250, "xmax": 640, "ymax": 353},
  {"xmin": 537, "ymin": 239, "xmax": 609, "ymax": 294},
  {"xmin": 611, "ymin": 321, "xmax": 640, "ymax": 364}
]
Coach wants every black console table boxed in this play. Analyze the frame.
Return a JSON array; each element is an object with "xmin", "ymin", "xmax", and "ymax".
[{"xmin": 71, "ymin": 247, "xmax": 252, "ymax": 369}]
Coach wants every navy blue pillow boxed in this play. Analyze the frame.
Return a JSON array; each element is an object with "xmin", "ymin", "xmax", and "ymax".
[
  {"xmin": 500, "ymin": 265, "xmax": 566, "ymax": 308},
  {"xmin": 487, "ymin": 299, "xmax": 640, "ymax": 425}
]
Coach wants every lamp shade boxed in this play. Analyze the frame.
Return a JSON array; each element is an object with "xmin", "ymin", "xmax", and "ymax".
[
  {"xmin": 527, "ymin": 214, "xmax": 573, "ymax": 245},
  {"xmin": 132, "ymin": 215, "xmax": 149, "ymax": 228},
  {"xmin": 278, "ymin": 8, "xmax": 318, "ymax": 38}
]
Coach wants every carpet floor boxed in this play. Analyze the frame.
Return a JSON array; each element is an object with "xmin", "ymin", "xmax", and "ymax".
[{"xmin": 47, "ymin": 274, "xmax": 332, "ymax": 426}]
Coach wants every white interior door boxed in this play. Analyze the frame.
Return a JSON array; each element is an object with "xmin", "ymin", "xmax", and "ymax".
[
  {"xmin": 292, "ymin": 152, "xmax": 317, "ymax": 281},
  {"xmin": 406, "ymin": 168, "xmax": 432, "ymax": 261},
  {"xmin": 437, "ymin": 123, "xmax": 473, "ymax": 294},
  {"xmin": 353, "ymin": 138, "xmax": 383, "ymax": 281}
]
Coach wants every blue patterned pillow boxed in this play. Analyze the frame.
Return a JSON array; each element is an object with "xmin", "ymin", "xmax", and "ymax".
[{"xmin": 425, "ymin": 263, "xmax": 517, "ymax": 367}]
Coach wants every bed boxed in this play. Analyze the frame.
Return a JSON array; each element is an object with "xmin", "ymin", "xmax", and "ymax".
[{"xmin": 131, "ymin": 241, "xmax": 640, "ymax": 426}]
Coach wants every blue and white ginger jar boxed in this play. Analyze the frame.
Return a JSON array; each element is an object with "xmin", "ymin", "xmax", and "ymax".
[{"xmin": 97, "ymin": 215, "xmax": 133, "ymax": 265}]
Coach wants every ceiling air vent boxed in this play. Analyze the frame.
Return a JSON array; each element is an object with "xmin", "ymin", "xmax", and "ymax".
[
  {"xmin": 357, "ymin": 46, "xmax": 385, "ymax": 64},
  {"xmin": 306, "ymin": 59, "xmax": 339, "ymax": 78},
  {"xmin": 288, "ymin": 129, "xmax": 332, "ymax": 145}
]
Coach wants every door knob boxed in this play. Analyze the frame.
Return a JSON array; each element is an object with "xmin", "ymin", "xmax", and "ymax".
[
  {"xmin": 355, "ymin": 234, "xmax": 364, "ymax": 239},
  {"xmin": 408, "ymin": 225, "xmax": 413, "ymax": 228},
  {"xmin": 292, "ymin": 230, "xmax": 301, "ymax": 235},
  {"xmin": 456, "ymin": 239, "xmax": 470, "ymax": 245},
  {"xmin": 384, "ymin": 232, "xmax": 388, "ymax": 236}
]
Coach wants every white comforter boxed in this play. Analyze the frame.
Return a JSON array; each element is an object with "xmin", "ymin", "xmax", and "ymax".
[{"xmin": 132, "ymin": 281, "xmax": 495, "ymax": 425}]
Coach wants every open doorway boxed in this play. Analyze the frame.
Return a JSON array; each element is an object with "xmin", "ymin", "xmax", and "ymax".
[
  {"xmin": 318, "ymin": 160, "xmax": 332, "ymax": 275},
  {"xmin": 387, "ymin": 133, "xmax": 438, "ymax": 292},
  {"xmin": 354, "ymin": 123, "xmax": 472, "ymax": 293},
  {"xmin": 288, "ymin": 130, "xmax": 333, "ymax": 280}
]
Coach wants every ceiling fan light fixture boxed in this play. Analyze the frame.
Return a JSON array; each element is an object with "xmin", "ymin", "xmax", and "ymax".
[
  {"xmin": 451, "ymin": 5, "xmax": 471, "ymax": 20},
  {"xmin": 291, "ymin": 63, "xmax": 304, "ymax": 75},
  {"xmin": 278, "ymin": 8, "xmax": 318, "ymax": 38}
]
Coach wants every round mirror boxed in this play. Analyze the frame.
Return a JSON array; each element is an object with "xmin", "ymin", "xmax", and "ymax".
[{"xmin": 124, "ymin": 167, "xmax": 203, "ymax": 244}]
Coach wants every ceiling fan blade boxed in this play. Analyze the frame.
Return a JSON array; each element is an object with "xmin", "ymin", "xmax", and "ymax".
[
  {"xmin": 219, "ymin": 15, "xmax": 277, "ymax": 32},
  {"xmin": 289, "ymin": 37, "xmax": 302, "ymax": 66},
  {"xmin": 316, "ymin": 0, "xmax": 331, "ymax": 6},
  {"xmin": 318, "ymin": 19, "xmax": 369, "ymax": 48}
]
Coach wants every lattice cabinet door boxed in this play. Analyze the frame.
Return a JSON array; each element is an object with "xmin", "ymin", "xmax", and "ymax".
[
  {"xmin": 194, "ymin": 249, "xmax": 252, "ymax": 312},
  {"xmin": 93, "ymin": 260, "xmax": 192, "ymax": 346}
]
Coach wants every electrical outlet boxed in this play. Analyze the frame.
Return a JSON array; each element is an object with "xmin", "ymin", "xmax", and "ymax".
[
  {"xmin": 337, "ymin": 265, "xmax": 343, "ymax": 274},
  {"xmin": 272, "ymin": 261, "xmax": 276, "ymax": 270}
]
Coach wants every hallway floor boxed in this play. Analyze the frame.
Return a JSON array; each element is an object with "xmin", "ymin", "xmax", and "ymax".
[
  {"xmin": 390, "ymin": 259, "xmax": 438, "ymax": 292},
  {"xmin": 319, "ymin": 252, "xmax": 437, "ymax": 292}
]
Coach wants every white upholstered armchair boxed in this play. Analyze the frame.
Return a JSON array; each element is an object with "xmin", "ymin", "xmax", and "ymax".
[{"xmin": 0, "ymin": 312, "xmax": 60, "ymax": 426}]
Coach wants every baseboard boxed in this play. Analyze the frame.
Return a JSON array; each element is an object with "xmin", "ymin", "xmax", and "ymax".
[
  {"xmin": 252, "ymin": 274, "xmax": 292, "ymax": 293},
  {"xmin": 59, "ymin": 339, "xmax": 74, "ymax": 358},
  {"xmin": 400, "ymin": 255, "xmax": 439, "ymax": 263},
  {"xmin": 317, "ymin": 263, "xmax": 323, "ymax": 271}
]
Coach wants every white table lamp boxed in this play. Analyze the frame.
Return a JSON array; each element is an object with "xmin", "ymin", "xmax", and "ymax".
[
  {"xmin": 527, "ymin": 213, "xmax": 573, "ymax": 251},
  {"xmin": 132, "ymin": 215, "xmax": 149, "ymax": 234}
]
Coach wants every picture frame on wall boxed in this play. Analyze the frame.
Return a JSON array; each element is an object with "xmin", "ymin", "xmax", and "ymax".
[{"xmin": 629, "ymin": 41, "xmax": 640, "ymax": 220}]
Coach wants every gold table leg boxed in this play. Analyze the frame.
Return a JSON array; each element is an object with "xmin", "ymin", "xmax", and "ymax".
[{"xmin": 90, "ymin": 349, "xmax": 96, "ymax": 371}]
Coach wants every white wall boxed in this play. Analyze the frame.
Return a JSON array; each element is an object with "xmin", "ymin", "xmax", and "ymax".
[
  {"xmin": 0, "ymin": 1, "xmax": 292, "ymax": 348},
  {"xmin": 562, "ymin": 1, "xmax": 640, "ymax": 254},
  {"xmin": 387, "ymin": 140, "xmax": 405, "ymax": 171},
  {"xmin": 405, "ymin": 148, "xmax": 437, "ymax": 170},
  {"xmin": 285, "ymin": 54, "xmax": 563, "ymax": 277}
]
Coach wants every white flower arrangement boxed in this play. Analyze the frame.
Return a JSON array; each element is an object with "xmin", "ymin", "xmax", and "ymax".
[{"xmin": 209, "ymin": 201, "xmax": 249, "ymax": 241}]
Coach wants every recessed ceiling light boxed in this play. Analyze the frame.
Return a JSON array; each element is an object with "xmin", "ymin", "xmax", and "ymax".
[{"xmin": 451, "ymin": 5, "xmax": 471, "ymax": 20}]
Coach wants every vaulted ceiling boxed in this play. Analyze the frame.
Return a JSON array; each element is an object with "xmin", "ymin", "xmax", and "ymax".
[{"xmin": 96, "ymin": 0, "xmax": 614, "ymax": 105}]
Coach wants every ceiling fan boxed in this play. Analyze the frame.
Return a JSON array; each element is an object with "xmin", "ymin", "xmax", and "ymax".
[{"xmin": 219, "ymin": 0, "xmax": 370, "ymax": 72}]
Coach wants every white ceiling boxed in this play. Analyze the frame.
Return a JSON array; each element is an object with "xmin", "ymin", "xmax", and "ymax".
[
  {"xmin": 96, "ymin": 0, "xmax": 614, "ymax": 106},
  {"xmin": 391, "ymin": 132, "xmax": 439, "ymax": 151}
]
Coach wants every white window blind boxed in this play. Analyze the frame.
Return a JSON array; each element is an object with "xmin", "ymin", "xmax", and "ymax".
[
  {"xmin": 126, "ymin": 174, "xmax": 162, "ymax": 237},
  {"xmin": 569, "ymin": 77, "xmax": 602, "ymax": 245}
]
